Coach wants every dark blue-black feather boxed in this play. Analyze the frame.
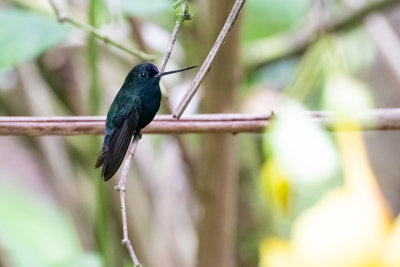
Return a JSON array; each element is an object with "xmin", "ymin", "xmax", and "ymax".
[{"xmin": 95, "ymin": 62, "xmax": 196, "ymax": 181}]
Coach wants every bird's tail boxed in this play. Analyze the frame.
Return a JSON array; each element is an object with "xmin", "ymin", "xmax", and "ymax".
[
  {"xmin": 95, "ymin": 145, "xmax": 122, "ymax": 181},
  {"xmin": 95, "ymin": 146, "xmax": 113, "ymax": 181},
  {"xmin": 95, "ymin": 147, "xmax": 107, "ymax": 169},
  {"xmin": 95, "ymin": 113, "xmax": 138, "ymax": 181}
]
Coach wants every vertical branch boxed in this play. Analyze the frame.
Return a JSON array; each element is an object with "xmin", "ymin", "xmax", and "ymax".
[
  {"xmin": 128, "ymin": 3, "xmax": 195, "ymax": 172},
  {"xmin": 114, "ymin": 134, "xmax": 142, "ymax": 267},
  {"xmin": 87, "ymin": 1, "xmax": 117, "ymax": 266},
  {"xmin": 194, "ymin": 0, "xmax": 241, "ymax": 265},
  {"xmin": 103, "ymin": 1, "xmax": 193, "ymax": 265},
  {"xmin": 88, "ymin": 0, "xmax": 104, "ymax": 115},
  {"xmin": 159, "ymin": 1, "xmax": 191, "ymax": 72},
  {"xmin": 158, "ymin": 0, "xmax": 195, "ymax": 173}
]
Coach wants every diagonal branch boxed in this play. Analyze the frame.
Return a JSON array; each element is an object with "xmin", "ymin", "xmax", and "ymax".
[
  {"xmin": 172, "ymin": 0, "xmax": 246, "ymax": 119},
  {"xmin": 47, "ymin": 0, "xmax": 156, "ymax": 61},
  {"xmin": 247, "ymin": 0, "xmax": 399, "ymax": 70},
  {"xmin": 114, "ymin": 134, "xmax": 142, "ymax": 267},
  {"xmin": 157, "ymin": 0, "xmax": 195, "ymax": 171}
]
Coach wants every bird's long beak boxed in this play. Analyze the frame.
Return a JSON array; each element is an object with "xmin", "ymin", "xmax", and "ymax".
[{"xmin": 155, "ymin": 65, "xmax": 197, "ymax": 78}]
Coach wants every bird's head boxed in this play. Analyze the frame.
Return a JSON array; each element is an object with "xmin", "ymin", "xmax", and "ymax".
[{"xmin": 128, "ymin": 62, "xmax": 197, "ymax": 84}]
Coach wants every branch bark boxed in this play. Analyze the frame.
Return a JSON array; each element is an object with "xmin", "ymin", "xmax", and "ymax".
[{"xmin": 2, "ymin": 109, "xmax": 400, "ymax": 135}]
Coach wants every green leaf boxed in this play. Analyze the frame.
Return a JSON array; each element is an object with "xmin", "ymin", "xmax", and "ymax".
[
  {"xmin": 0, "ymin": 9, "xmax": 69, "ymax": 69},
  {"xmin": 339, "ymin": 29, "xmax": 375, "ymax": 74},
  {"xmin": 89, "ymin": 0, "xmax": 110, "ymax": 27},
  {"xmin": 265, "ymin": 101, "xmax": 339, "ymax": 187},
  {"xmin": 323, "ymin": 74, "xmax": 375, "ymax": 120},
  {"xmin": 59, "ymin": 253, "xmax": 103, "ymax": 267},
  {"xmin": 0, "ymin": 177, "xmax": 99, "ymax": 267},
  {"xmin": 242, "ymin": 0, "xmax": 310, "ymax": 42}
]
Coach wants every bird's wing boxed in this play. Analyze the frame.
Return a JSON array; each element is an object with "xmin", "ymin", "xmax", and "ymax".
[{"xmin": 101, "ymin": 111, "xmax": 139, "ymax": 181}]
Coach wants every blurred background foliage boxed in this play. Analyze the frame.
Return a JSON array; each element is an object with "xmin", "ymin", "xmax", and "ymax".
[{"xmin": 1, "ymin": 0, "xmax": 400, "ymax": 267}]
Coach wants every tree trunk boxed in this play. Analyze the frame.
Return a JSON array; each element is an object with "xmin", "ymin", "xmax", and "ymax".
[{"xmin": 194, "ymin": 0, "xmax": 241, "ymax": 266}]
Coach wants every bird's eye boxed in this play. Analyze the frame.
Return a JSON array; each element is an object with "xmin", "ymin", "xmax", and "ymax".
[{"xmin": 139, "ymin": 72, "xmax": 147, "ymax": 78}]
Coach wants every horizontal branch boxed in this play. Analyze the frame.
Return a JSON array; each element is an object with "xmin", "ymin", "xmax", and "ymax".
[{"xmin": 1, "ymin": 109, "xmax": 400, "ymax": 136}]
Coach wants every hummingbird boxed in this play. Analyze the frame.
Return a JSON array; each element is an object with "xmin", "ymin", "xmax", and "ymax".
[{"xmin": 95, "ymin": 62, "xmax": 196, "ymax": 181}]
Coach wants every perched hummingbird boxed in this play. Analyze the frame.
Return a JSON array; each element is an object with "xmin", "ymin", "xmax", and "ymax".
[{"xmin": 95, "ymin": 62, "xmax": 196, "ymax": 181}]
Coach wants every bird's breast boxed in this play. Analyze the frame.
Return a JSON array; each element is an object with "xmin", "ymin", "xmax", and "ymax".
[{"xmin": 137, "ymin": 86, "xmax": 161, "ymax": 129}]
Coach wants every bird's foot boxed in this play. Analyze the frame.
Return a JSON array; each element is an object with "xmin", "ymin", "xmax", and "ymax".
[{"xmin": 135, "ymin": 132, "xmax": 142, "ymax": 140}]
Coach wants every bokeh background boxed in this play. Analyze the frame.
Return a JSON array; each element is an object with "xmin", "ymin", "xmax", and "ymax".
[{"xmin": 1, "ymin": 0, "xmax": 400, "ymax": 266}]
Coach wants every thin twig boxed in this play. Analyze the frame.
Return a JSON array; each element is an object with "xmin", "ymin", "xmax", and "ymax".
[
  {"xmin": 2, "ymin": 109, "xmax": 400, "ymax": 135},
  {"xmin": 172, "ymin": 0, "xmax": 246, "ymax": 119},
  {"xmin": 156, "ymin": 1, "xmax": 197, "ymax": 173},
  {"xmin": 128, "ymin": 2, "xmax": 195, "ymax": 173},
  {"xmin": 114, "ymin": 134, "xmax": 142, "ymax": 267},
  {"xmin": 247, "ymin": 0, "xmax": 399, "ymax": 69},
  {"xmin": 110, "ymin": 2, "xmax": 192, "ymax": 264},
  {"xmin": 47, "ymin": 0, "xmax": 156, "ymax": 61},
  {"xmin": 159, "ymin": 1, "xmax": 191, "ymax": 72},
  {"xmin": 172, "ymin": 0, "xmax": 185, "ymax": 9},
  {"xmin": 158, "ymin": 0, "xmax": 195, "ymax": 170}
]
